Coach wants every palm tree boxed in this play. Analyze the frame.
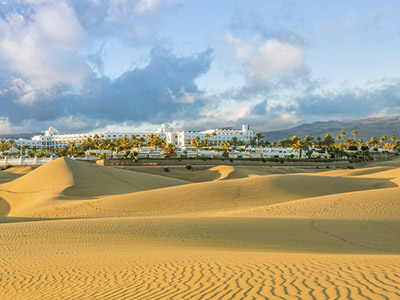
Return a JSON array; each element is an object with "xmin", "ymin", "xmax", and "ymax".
[
  {"xmin": 220, "ymin": 140, "xmax": 231, "ymax": 157},
  {"xmin": 256, "ymin": 133, "xmax": 264, "ymax": 146},
  {"xmin": 336, "ymin": 135, "xmax": 341, "ymax": 142},
  {"xmin": 290, "ymin": 135, "xmax": 300, "ymax": 144},
  {"xmin": 0, "ymin": 139, "xmax": 7, "ymax": 154},
  {"xmin": 352, "ymin": 129, "xmax": 357, "ymax": 142},
  {"xmin": 81, "ymin": 138, "xmax": 95, "ymax": 151},
  {"xmin": 323, "ymin": 134, "xmax": 335, "ymax": 150},
  {"xmin": 191, "ymin": 136, "xmax": 201, "ymax": 156},
  {"xmin": 304, "ymin": 135, "xmax": 314, "ymax": 147},
  {"xmin": 23, "ymin": 144, "xmax": 30, "ymax": 156},
  {"xmin": 292, "ymin": 139, "xmax": 308, "ymax": 159},
  {"xmin": 137, "ymin": 137, "xmax": 146, "ymax": 149},
  {"xmin": 340, "ymin": 130, "xmax": 346, "ymax": 141},
  {"xmin": 163, "ymin": 143, "xmax": 177, "ymax": 157},
  {"xmin": 93, "ymin": 134, "xmax": 100, "ymax": 149},
  {"xmin": 316, "ymin": 136, "xmax": 323, "ymax": 148},
  {"xmin": 379, "ymin": 135, "xmax": 387, "ymax": 146},
  {"xmin": 160, "ymin": 138, "xmax": 166, "ymax": 150},
  {"xmin": 107, "ymin": 141, "xmax": 117, "ymax": 158},
  {"xmin": 231, "ymin": 137, "xmax": 238, "ymax": 146},
  {"xmin": 119, "ymin": 136, "xmax": 131, "ymax": 152},
  {"xmin": 68, "ymin": 142, "xmax": 77, "ymax": 157},
  {"xmin": 211, "ymin": 131, "xmax": 216, "ymax": 146},
  {"xmin": 147, "ymin": 134, "xmax": 156, "ymax": 148},
  {"xmin": 390, "ymin": 134, "xmax": 396, "ymax": 142},
  {"xmin": 130, "ymin": 135, "xmax": 137, "ymax": 148},
  {"xmin": 205, "ymin": 133, "xmax": 210, "ymax": 148},
  {"xmin": 224, "ymin": 140, "xmax": 231, "ymax": 151},
  {"xmin": 8, "ymin": 139, "xmax": 15, "ymax": 152},
  {"xmin": 369, "ymin": 137, "xmax": 378, "ymax": 148}
]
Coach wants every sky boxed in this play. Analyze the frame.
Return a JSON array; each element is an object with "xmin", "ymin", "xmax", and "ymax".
[{"xmin": 1, "ymin": 0, "xmax": 400, "ymax": 134}]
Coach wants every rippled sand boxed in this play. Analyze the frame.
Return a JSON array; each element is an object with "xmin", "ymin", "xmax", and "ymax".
[{"xmin": 0, "ymin": 157, "xmax": 399, "ymax": 299}]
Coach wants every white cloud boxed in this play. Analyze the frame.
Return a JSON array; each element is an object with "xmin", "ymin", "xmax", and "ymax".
[
  {"xmin": 0, "ymin": 0, "xmax": 89, "ymax": 104},
  {"xmin": 0, "ymin": 117, "xmax": 11, "ymax": 134},
  {"xmin": 9, "ymin": 78, "xmax": 37, "ymax": 105},
  {"xmin": 249, "ymin": 39, "xmax": 304, "ymax": 82},
  {"xmin": 135, "ymin": 0, "xmax": 160, "ymax": 15},
  {"xmin": 225, "ymin": 33, "xmax": 253, "ymax": 60},
  {"xmin": 33, "ymin": 2, "xmax": 85, "ymax": 50},
  {"xmin": 367, "ymin": 108, "xmax": 389, "ymax": 119},
  {"xmin": 132, "ymin": 25, "xmax": 151, "ymax": 42},
  {"xmin": 105, "ymin": 0, "xmax": 161, "ymax": 21},
  {"xmin": 226, "ymin": 34, "xmax": 305, "ymax": 83},
  {"xmin": 53, "ymin": 115, "xmax": 89, "ymax": 131},
  {"xmin": 168, "ymin": 87, "xmax": 196, "ymax": 104}
]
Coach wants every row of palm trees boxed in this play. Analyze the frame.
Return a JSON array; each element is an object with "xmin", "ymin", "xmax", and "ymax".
[
  {"xmin": 289, "ymin": 130, "xmax": 400, "ymax": 159},
  {"xmin": 0, "ymin": 139, "xmax": 33, "ymax": 156},
  {"xmin": 60, "ymin": 133, "xmax": 167, "ymax": 157},
  {"xmin": 276, "ymin": 130, "xmax": 399, "ymax": 151},
  {"xmin": 84, "ymin": 129, "xmax": 399, "ymax": 158},
  {"xmin": 78, "ymin": 134, "xmax": 165, "ymax": 152},
  {"xmin": 2, "ymin": 128, "xmax": 399, "ymax": 159}
]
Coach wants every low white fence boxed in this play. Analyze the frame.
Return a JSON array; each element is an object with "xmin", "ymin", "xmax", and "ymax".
[
  {"xmin": 0, "ymin": 156, "xmax": 98, "ymax": 166},
  {"xmin": 0, "ymin": 157, "xmax": 54, "ymax": 166}
]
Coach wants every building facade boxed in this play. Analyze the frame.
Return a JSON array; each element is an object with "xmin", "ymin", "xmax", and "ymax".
[
  {"xmin": 9, "ymin": 123, "xmax": 255, "ymax": 150},
  {"xmin": 165, "ymin": 124, "xmax": 256, "ymax": 147}
]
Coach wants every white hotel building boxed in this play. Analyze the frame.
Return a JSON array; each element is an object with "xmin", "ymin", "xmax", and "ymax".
[
  {"xmin": 163, "ymin": 124, "xmax": 256, "ymax": 147},
  {"xmin": 11, "ymin": 124, "xmax": 256, "ymax": 150}
]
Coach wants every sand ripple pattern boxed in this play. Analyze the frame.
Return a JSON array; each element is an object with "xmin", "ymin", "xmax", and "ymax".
[{"xmin": 0, "ymin": 250, "xmax": 399, "ymax": 300}]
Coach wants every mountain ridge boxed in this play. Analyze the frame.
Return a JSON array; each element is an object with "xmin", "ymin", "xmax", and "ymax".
[{"xmin": 261, "ymin": 115, "xmax": 400, "ymax": 142}]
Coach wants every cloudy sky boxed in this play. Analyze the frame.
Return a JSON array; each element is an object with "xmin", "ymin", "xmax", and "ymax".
[{"xmin": 1, "ymin": 0, "xmax": 400, "ymax": 134}]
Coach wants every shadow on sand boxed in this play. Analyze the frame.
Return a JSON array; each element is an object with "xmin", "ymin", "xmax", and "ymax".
[{"xmin": 0, "ymin": 197, "xmax": 10, "ymax": 217}]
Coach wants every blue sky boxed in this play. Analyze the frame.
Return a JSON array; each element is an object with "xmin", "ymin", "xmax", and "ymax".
[{"xmin": 1, "ymin": 0, "xmax": 400, "ymax": 134}]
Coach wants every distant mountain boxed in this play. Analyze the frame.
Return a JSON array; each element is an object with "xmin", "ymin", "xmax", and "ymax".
[
  {"xmin": 0, "ymin": 132, "xmax": 40, "ymax": 140},
  {"xmin": 261, "ymin": 116, "xmax": 400, "ymax": 142}
]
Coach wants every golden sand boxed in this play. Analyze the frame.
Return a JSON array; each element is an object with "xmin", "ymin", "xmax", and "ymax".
[{"xmin": 0, "ymin": 157, "xmax": 399, "ymax": 299}]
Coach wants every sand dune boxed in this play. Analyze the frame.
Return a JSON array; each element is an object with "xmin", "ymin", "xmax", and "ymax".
[
  {"xmin": 318, "ymin": 164, "xmax": 400, "ymax": 186},
  {"xmin": 318, "ymin": 166, "xmax": 394, "ymax": 177},
  {"xmin": 128, "ymin": 165, "xmax": 233, "ymax": 182},
  {"xmin": 131, "ymin": 164, "xmax": 325, "ymax": 182},
  {"xmin": 2, "ymin": 157, "xmax": 189, "ymax": 196},
  {"xmin": 0, "ymin": 171, "xmax": 22, "ymax": 184},
  {"xmin": 0, "ymin": 157, "xmax": 190, "ymax": 215},
  {"xmin": 0, "ymin": 157, "xmax": 400, "ymax": 299},
  {"xmin": 6, "ymin": 170, "xmax": 395, "ymax": 218},
  {"xmin": 234, "ymin": 186, "xmax": 400, "ymax": 220},
  {"xmin": 3, "ymin": 166, "xmax": 35, "ymax": 174}
]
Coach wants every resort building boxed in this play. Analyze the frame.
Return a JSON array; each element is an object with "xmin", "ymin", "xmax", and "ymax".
[
  {"xmin": 9, "ymin": 123, "xmax": 255, "ymax": 150},
  {"xmin": 12, "ymin": 127, "xmax": 166, "ymax": 150},
  {"xmin": 165, "ymin": 124, "xmax": 256, "ymax": 147}
]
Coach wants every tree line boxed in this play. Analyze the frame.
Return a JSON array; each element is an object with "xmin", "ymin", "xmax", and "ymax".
[{"xmin": 1, "ymin": 129, "xmax": 399, "ymax": 159}]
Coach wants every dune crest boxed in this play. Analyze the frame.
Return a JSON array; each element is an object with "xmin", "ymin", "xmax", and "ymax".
[
  {"xmin": 7, "ymin": 165, "xmax": 395, "ymax": 219},
  {"xmin": 0, "ymin": 157, "xmax": 189, "ymax": 216}
]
